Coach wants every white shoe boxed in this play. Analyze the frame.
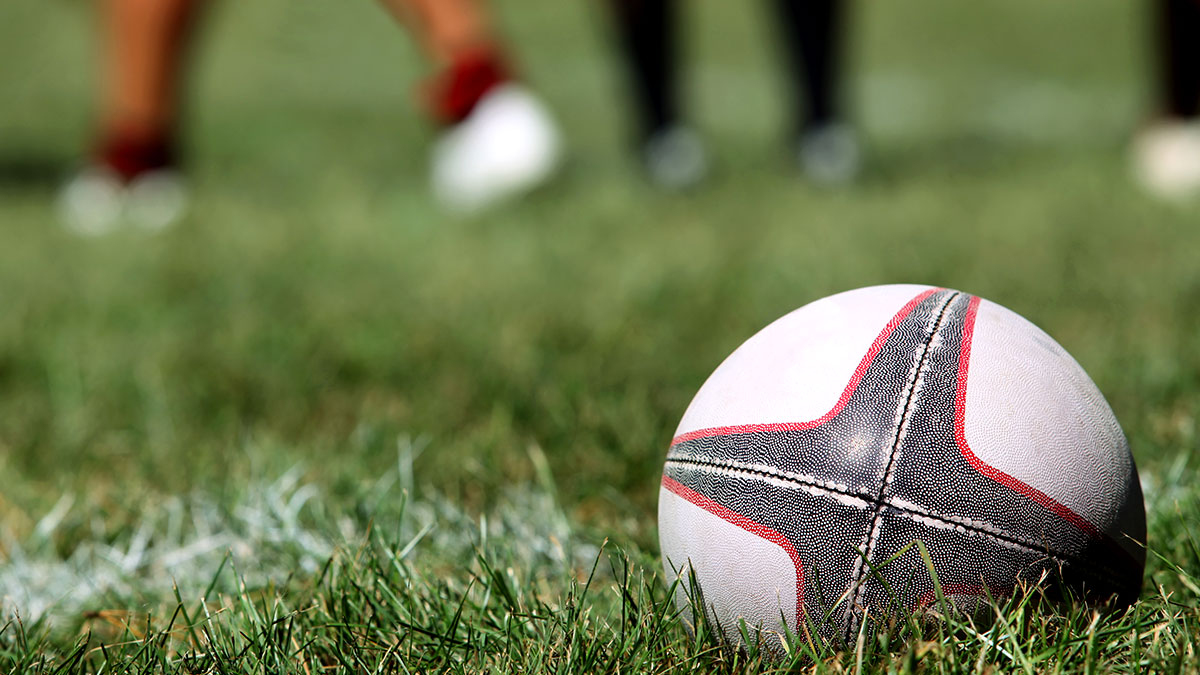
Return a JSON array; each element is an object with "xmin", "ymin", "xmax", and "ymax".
[
  {"xmin": 798, "ymin": 122, "xmax": 861, "ymax": 186},
  {"xmin": 431, "ymin": 84, "xmax": 561, "ymax": 213},
  {"xmin": 641, "ymin": 125, "xmax": 708, "ymax": 190},
  {"xmin": 1133, "ymin": 120, "xmax": 1200, "ymax": 201},
  {"xmin": 124, "ymin": 169, "xmax": 188, "ymax": 232},
  {"xmin": 58, "ymin": 166, "xmax": 125, "ymax": 236},
  {"xmin": 58, "ymin": 166, "xmax": 188, "ymax": 235}
]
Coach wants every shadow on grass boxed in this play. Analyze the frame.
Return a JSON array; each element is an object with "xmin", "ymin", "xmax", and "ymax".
[
  {"xmin": 0, "ymin": 152, "xmax": 72, "ymax": 191},
  {"xmin": 862, "ymin": 132, "xmax": 1054, "ymax": 186}
]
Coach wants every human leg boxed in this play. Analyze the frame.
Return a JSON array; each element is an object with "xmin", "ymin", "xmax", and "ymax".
[
  {"xmin": 609, "ymin": 0, "xmax": 678, "ymax": 139},
  {"xmin": 1133, "ymin": 0, "xmax": 1200, "ymax": 199},
  {"xmin": 378, "ymin": 0, "xmax": 561, "ymax": 211},
  {"xmin": 97, "ymin": 0, "xmax": 202, "ymax": 178},
  {"xmin": 606, "ymin": 0, "xmax": 706, "ymax": 189},
  {"xmin": 1156, "ymin": 0, "xmax": 1200, "ymax": 119},
  {"xmin": 61, "ymin": 0, "xmax": 201, "ymax": 233},
  {"xmin": 771, "ymin": 0, "xmax": 859, "ymax": 184}
]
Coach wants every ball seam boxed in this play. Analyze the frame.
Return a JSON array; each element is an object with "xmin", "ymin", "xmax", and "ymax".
[{"xmin": 664, "ymin": 450, "xmax": 1129, "ymax": 585}]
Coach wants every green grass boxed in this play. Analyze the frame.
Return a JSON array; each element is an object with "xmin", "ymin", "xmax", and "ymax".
[{"xmin": 1, "ymin": 0, "xmax": 1199, "ymax": 671}]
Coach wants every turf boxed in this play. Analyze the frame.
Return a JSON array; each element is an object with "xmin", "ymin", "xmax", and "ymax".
[{"xmin": 1, "ymin": 0, "xmax": 1199, "ymax": 671}]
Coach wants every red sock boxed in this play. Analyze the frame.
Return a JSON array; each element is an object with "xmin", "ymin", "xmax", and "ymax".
[
  {"xmin": 424, "ymin": 47, "xmax": 512, "ymax": 126},
  {"xmin": 97, "ymin": 131, "xmax": 176, "ymax": 183}
]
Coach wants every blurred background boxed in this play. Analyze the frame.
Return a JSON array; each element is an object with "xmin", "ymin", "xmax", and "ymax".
[{"xmin": 0, "ymin": 0, "xmax": 1197, "ymax": 636}]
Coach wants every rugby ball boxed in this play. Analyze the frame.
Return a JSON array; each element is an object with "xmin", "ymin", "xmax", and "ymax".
[{"xmin": 658, "ymin": 285, "xmax": 1145, "ymax": 649}]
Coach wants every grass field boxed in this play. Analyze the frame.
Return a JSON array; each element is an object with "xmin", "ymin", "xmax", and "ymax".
[{"xmin": 2, "ymin": 0, "xmax": 1199, "ymax": 671}]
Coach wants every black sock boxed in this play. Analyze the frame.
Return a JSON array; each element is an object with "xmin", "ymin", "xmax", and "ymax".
[
  {"xmin": 771, "ymin": 0, "xmax": 846, "ymax": 133},
  {"xmin": 609, "ymin": 0, "xmax": 679, "ymax": 140},
  {"xmin": 1157, "ymin": 0, "xmax": 1200, "ymax": 119}
]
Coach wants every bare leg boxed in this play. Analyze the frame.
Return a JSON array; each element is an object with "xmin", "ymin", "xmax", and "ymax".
[
  {"xmin": 59, "ymin": 0, "xmax": 200, "ymax": 234},
  {"xmin": 98, "ymin": 0, "xmax": 202, "ymax": 179},
  {"xmin": 377, "ymin": 0, "xmax": 494, "ymax": 66},
  {"xmin": 377, "ymin": 0, "xmax": 512, "ymax": 124},
  {"xmin": 376, "ymin": 0, "xmax": 560, "ymax": 210}
]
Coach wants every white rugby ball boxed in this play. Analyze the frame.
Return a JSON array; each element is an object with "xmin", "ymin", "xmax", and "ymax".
[{"xmin": 658, "ymin": 285, "xmax": 1145, "ymax": 650}]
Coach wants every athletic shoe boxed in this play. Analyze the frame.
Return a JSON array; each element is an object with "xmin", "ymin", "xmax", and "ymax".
[
  {"xmin": 58, "ymin": 166, "xmax": 188, "ymax": 235},
  {"xmin": 798, "ymin": 122, "xmax": 860, "ymax": 185},
  {"xmin": 123, "ymin": 169, "xmax": 188, "ymax": 231},
  {"xmin": 58, "ymin": 166, "xmax": 126, "ymax": 236},
  {"xmin": 641, "ymin": 125, "xmax": 708, "ymax": 191},
  {"xmin": 430, "ymin": 83, "xmax": 561, "ymax": 213},
  {"xmin": 1132, "ymin": 119, "xmax": 1200, "ymax": 200}
]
